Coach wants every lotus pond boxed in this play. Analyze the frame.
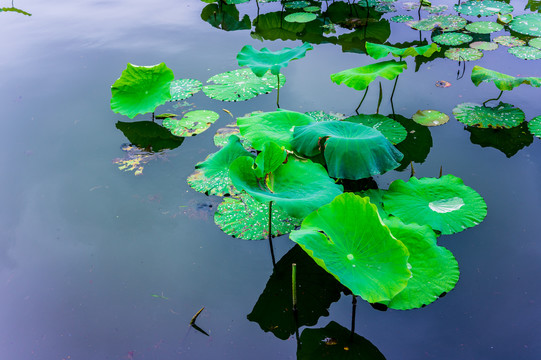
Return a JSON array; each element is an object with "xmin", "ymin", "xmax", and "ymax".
[{"xmin": 1, "ymin": 0, "xmax": 541, "ymax": 359}]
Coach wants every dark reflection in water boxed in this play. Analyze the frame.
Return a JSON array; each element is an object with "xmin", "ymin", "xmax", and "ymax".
[{"xmin": 465, "ymin": 122, "xmax": 534, "ymax": 158}]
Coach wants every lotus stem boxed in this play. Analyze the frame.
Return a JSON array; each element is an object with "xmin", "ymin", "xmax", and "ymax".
[
  {"xmin": 482, "ymin": 90, "xmax": 504, "ymax": 107},
  {"xmin": 350, "ymin": 295, "xmax": 357, "ymax": 341},
  {"xmin": 410, "ymin": 161, "xmax": 415, "ymax": 178},
  {"xmin": 152, "ymin": 112, "xmax": 155, "ymax": 122},
  {"xmin": 268, "ymin": 201, "xmax": 276, "ymax": 268},
  {"xmin": 276, "ymin": 73, "xmax": 281, "ymax": 109},
  {"xmin": 439, "ymin": 165, "xmax": 443, "ymax": 178},
  {"xmin": 390, "ymin": 74, "xmax": 400, "ymax": 105},
  {"xmin": 355, "ymin": 86, "xmax": 369, "ymax": 114},
  {"xmin": 376, "ymin": 81, "xmax": 383, "ymax": 114}
]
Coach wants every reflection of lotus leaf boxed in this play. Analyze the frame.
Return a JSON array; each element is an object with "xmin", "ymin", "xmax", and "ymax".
[
  {"xmin": 365, "ymin": 42, "xmax": 440, "ymax": 60},
  {"xmin": 225, "ymin": 0, "xmax": 249, "ymax": 4},
  {"xmin": 111, "ymin": 63, "xmax": 174, "ymax": 119},
  {"xmin": 445, "ymin": 47, "xmax": 483, "ymax": 61},
  {"xmin": 169, "ymin": 79, "xmax": 202, "ymax": 101},
  {"xmin": 203, "ymin": 68, "xmax": 285, "ymax": 102},
  {"xmin": 508, "ymin": 46, "xmax": 541, "ymax": 60},
  {"xmin": 214, "ymin": 193, "xmax": 301, "ymax": 240},
  {"xmin": 356, "ymin": 0, "xmax": 379, "ymax": 7},
  {"xmin": 412, "ymin": 110, "xmax": 449, "ymax": 126},
  {"xmin": 408, "ymin": 15, "xmax": 467, "ymax": 32},
  {"xmin": 432, "ymin": 33, "xmax": 473, "ymax": 46},
  {"xmin": 530, "ymin": 37, "xmax": 541, "ymax": 50},
  {"xmin": 162, "ymin": 110, "xmax": 219, "ymax": 137},
  {"xmin": 384, "ymin": 175, "xmax": 487, "ymax": 235},
  {"xmin": 528, "ymin": 116, "xmax": 541, "ymax": 138},
  {"xmin": 470, "ymin": 41, "xmax": 498, "ymax": 51},
  {"xmin": 284, "ymin": 12, "xmax": 317, "ymax": 23},
  {"xmin": 292, "ymin": 121, "xmax": 403, "ymax": 180},
  {"xmin": 375, "ymin": 3, "xmax": 396, "ymax": 13},
  {"xmin": 453, "ymin": 102, "xmax": 525, "ymax": 128},
  {"xmin": 493, "ymin": 35, "xmax": 526, "ymax": 47},
  {"xmin": 383, "ymin": 218, "xmax": 459, "ymax": 310},
  {"xmin": 201, "ymin": 3, "xmax": 251, "ymax": 32},
  {"xmin": 455, "ymin": 0, "xmax": 513, "ymax": 16},
  {"xmin": 330, "ymin": 60, "xmax": 407, "ymax": 91},
  {"xmin": 346, "ymin": 114, "xmax": 407, "ymax": 144},
  {"xmin": 471, "ymin": 66, "xmax": 541, "ymax": 91},
  {"xmin": 187, "ymin": 136, "xmax": 254, "ymax": 196},
  {"xmin": 466, "ymin": 122, "xmax": 534, "ymax": 157},
  {"xmin": 237, "ymin": 42, "xmax": 313, "ymax": 77},
  {"xmin": 253, "ymin": 12, "xmax": 306, "ymax": 41},
  {"xmin": 391, "ymin": 15, "xmax": 414, "ymax": 23},
  {"xmin": 116, "ymin": 121, "xmax": 183, "ymax": 152},
  {"xmin": 465, "ymin": 21, "xmax": 503, "ymax": 34},
  {"xmin": 392, "ymin": 114, "xmax": 433, "ymax": 170},
  {"xmin": 510, "ymin": 13, "xmax": 541, "ymax": 37},
  {"xmin": 290, "ymin": 193, "xmax": 411, "ymax": 302}
]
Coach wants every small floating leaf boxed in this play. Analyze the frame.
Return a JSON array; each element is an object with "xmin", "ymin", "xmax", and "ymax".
[
  {"xmin": 455, "ymin": 0, "xmax": 513, "ymax": 17},
  {"xmin": 470, "ymin": 41, "xmax": 498, "ymax": 51},
  {"xmin": 412, "ymin": 109, "xmax": 449, "ymax": 126},
  {"xmin": 465, "ymin": 21, "xmax": 503, "ymax": 34},
  {"xmin": 445, "ymin": 47, "xmax": 483, "ymax": 61},
  {"xmin": 303, "ymin": 6, "xmax": 320, "ymax": 12},
  {"xmin": 528, "ymin": 116, "xmax": 541, "ymax": 138},
  {"xmin": 391, "ymin": 15, "xmax": 414, "ymax": 23},
  {"xmin": 284, "ymin": 0, "xmax": 311, "ymax": 9},
  {"xmin": 170, "ymin": 79, "xmax": 202, "ymax": 101},
  {"xmin": 408, "ymin": 15, "xmax": 467, "ymax": 32},
  {"xmin": 493, "ymin": 35, "xmax": 526, "ymax": 47},
  {"xmin": 453, "ymin": 102, "xmax": 525, "ymax": 129},
  {"xmin": 284, "ymin": 12, "xmax": 317, "ymax": 23},
  {"xmin": 508, "ymin": 46, "xmax": 541, "ymax": 60},
  {"xmin": 432, "ymin": 32, "xmax": 473, "ymax": 46},
  {"xmin": 162, "ymin": 110, "xmax": 219, "ymax": 137},
  {"xmin": 510, "ymin": 13, "xmax": 541, "ymax": 37}
]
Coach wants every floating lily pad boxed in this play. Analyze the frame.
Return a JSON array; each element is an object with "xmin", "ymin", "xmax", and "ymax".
[
  {"xmin": 303, "ymin": 6, "xmax": 320, "ymax": 12},
  {"xmin": 402, "ymin": 1, "xmax": 419, "ymax": 10},
  {"xmin": 432, "ymin": 32, "xmax": 473, "ymax": 46},
  {"xmin": 284, "ymin": 1, "xmax": 310, "ymax": 9},
  {"xmin": 471, "ymin": 66, "xmax": 541, "ymax": 90},
  {"xmin": 170, "ymin": 79, "xmax": 202, "ymax": 101},
  {"xmin": 466, "ymin": 122, "xmax": 534, "ymax": 157},
  {"xmin": 375, "ymin": 3, "xmax": 396, "ymax": 13},
  {"xmin": 284, "ymin": 12, "xmax": 317, "ymax": 23},
  {"xmin": 528, "ymin": 116, "xmax": 541, "ymax": 138},
  {"xmin": 346, "ymin": 114, "xmax": 407, "ymax": 144},
  {"xmin": 162, "ymin": 110, "xmax": 219, "ymax": 137},
  {"xmin": 530, "ymin": 37, "xmax": 541, "ymax": 50},
  {"xmin": 497, "ymin": 13, "xmax": 513, "ymax": 24},
  {"xmin": 391, "ymin": 15, "xmax": 414, "ymax": 23},
  {"xmin": 213, "ymin": 124, "xmax": 252, "ymax": 149},
  {"xmin": 331, "ymin": 60, "xmax": 407, "ymax": 91},
  {"xmin": 356, "ymin": 0, "xmax": 379, "ymax": 7},
  {"xmin": 225, "ymin": 0, "xmax": 250, "ymax": 4},
  {"xmin": 453, "ymin": 102, "xmax": 525, "ymax": 129},
  {"xmin": 493, "ymin": 35, "xmax": 526, "ymax": 47},
  {"xmin": 455, "ymin": 0, "xmax": 513, "ymax": 17},
  {"xmin": 510, "ymin": 13, "xmax": 541, "ymax": 37},
  {"xmin": 508, "ymin": 46, "xmax": 541, "ymax": 60},
  {"xmin": 305, "ymin": 111, "xmax": 346, "ymax": 122},
  {"xmin": 465, "ymin": 21, "xmax": 503, "ymax": 34},
  {"xmin": 408, "ymin": 15, "xmax": 467, "ymax": 32},
  {"xmin": 412, "ymin": 110, "xmax": 449, "ymax": 126},
  {"xmin": 237, "ymin": 42, "xmax": 313, "ymax": 76},
  {"xmin": 187, "ymin": 136, "xmax": 254, "ymax": 196},
  {"xmin": 203, "ymin": 68, "xmax": 285, "ymax": 102},
  {"xmin": 214, "ymin": 193, "xmax": 301, "ymax": 240},
  {"xmin": 424, "ymin": 4, "xmax": 448, "ymax": 14},
  {"xmin": 445, "ymin": 47, "xmax": 484, "ymax": 61},
  {"xmin": 384, "ymin": 175, "xmax": 487, "ymax": 235},
  {"xmin": 470, "ymin": 41, "xmax": 498, "ymax": 51}
]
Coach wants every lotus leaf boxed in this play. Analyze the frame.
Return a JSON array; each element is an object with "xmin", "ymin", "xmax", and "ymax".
[
  {"xmin": 465, "ymin": 21, "xmax": 503, "ymax": 34},
  {"xmin": 444, "ymin": 48, "xmax": 483, "ymax": 61},
  {"xmin": 432, "ymin": 33, "xmax": 473, "ymax": 46},
  {"xmin": 471, "ymin": 66, "xmax": 541, "ymax": 91},
  {"xmin": 528, "ymin": 116, "xmax": 541, "ymax": 138},
  {"xmin": 298, "ymin": 321, "xmax": 386, "ymax": 360},
  {"xmin": 470, "ymin": 41, "xmax": 498, "ymax": 51},
  {"xmin": 355, "ymin": 189, "xmax": 388, "ymax": 218},
  {"xmin": 493, "ymin": 35, "xmax": 526, "ymax": 47},
  {"xmin": 225, "ymin": 0, "xmax": 249, "ymax": 4},
  {"xmin": 169, "ymin": 79, "xmax": 202, "ymax": 101},
  {"xmin": 187, "ymin": 135, "xmax": 254, "ymax": 196},
  {"xmin": 162, "ymin": 110, "xmax": 219, "ymax": 137},
  {"xmin": 213, "ymin": 124, "xmax": 252, "ymax": 149},
  {"xmin": 391, "ymin": 15, "xmax": 414, "ymax": 23},
  {"xmin": 498, "ymin": 13, "xmax": 513, "ymax": 24},
  {"xmin": 254, "ymin": 142, "xmax": 287, "ymax": 178},
  {"xmin": 365, "ymin": 42, "xmax": 440, "ymax": 60},
  {"xmin": 510, "ymin": 13, "xmax": 541, "ymax": 37},
  {"xmin": 345, "ymin": 114, "xmax": 407, "ymax": 144},
  {"xmin": 453, "ymin": 102, "xmax": 525, "ymax": 128},
  {"xmin": 383, "ymin": 218, "xmax": 459, "ymax": 310},
  {"xmin": 290, "ymin": 193, "xmax": 411, "ymax": 302},
  {"xmin": 203, "ymin": 68, "xmax": 285, "ymax": 102},
  {"xmin": 284, "ymin": 1, "xmax": 310, "ymax": 9},
  {"xmin": 455, "ymin": 0, "xmax": 513, "ymax": 17},
  {"xmin": 412, "ymin": 110, "xmax": 449, "ymax": 126},
  {"xmin": 236, "ymin": 42, "xmax": 313, "ymax": 77},
  {"xmin": 375, "ymin": 3, "xmax": 396, "ymax": 13},
  {"xmin": 356, "ymin": 0, "xmax": 379, "ymax": 7},
  {"xmin": 408, "ymin": 15, "xmax": 467, "ymax": 32},
  {"xmin": 402, "ymin": 2, "xmax": 419, "ymax": 10},
  {"xmin": 425, "ymin": 4, "xmax": 449, "ymax": 13},
  {"xmin": 304, "ymin": 6, "xmax": 320, "ymax": 12},
  {"xmin": 214, "ymin": 193, "xmax": 301, "ymax": 240},
  {"xmin": 115, "ymin": 121, "xmax": 183, "ymax": 152},
  {"xmin": 305, "ymin": 110, "xmax": 346, "ymax": 122},
  {"xmin": 466, "ymin": 122, "xmax": 534, "ymax": 157},
  {"xmin": 530, "ymin": 37, "xmax": 541, "ymax": 50},
  {"xmin": 237, "ymin": 110, "xmax": 315, "ymax": 151},
  {"xmin": 383, "ymin": 175, "xmax": 487, "ymax": 235},
  {"xmin": 392, "ymin": 114, "xmax": 433, "ymax": 170},
  {"xmin": 229, "ymin": 156, "xmax": 343, "ymax": 219},
  {"xmin": 508, "ymin": 46, "xmax": 541, "ymax": 60},
  {"xmin": 330, "ymin": 60, "xmax": 407, "ymax": 91},
  {"xmin": 284, "ymin": 12, "xmax": 317, "ymax": 23},
  {"xmin": 111, "ymin": 63, "xmax": 174, "ymax": 119},
  {"xmin": 247, "ymin": 246, "xmax": 343, "ymax": 340}
]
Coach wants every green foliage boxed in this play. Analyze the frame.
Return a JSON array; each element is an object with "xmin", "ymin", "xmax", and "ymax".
[
  {"xmin": 408, "ymin": 15, "xmax": 467, "ymax": 32},
  {"xmin": 510, "ymin": 13, "xmax": 541, "ymax": 36},
  {"xmin": 455, "ymin": 0, "xmax": 513, "ymax": 16},
  {"xmin": 465, "ymin": 21, "xmax": 504, "ymax": 34},
  {"xmin": 345, "ymin": 114, "xmax": 407, "ymax": 144},
  {"xmin": 162, "ymin": 110, "xmax": 219, "ymax": 137},
  {"xmin": 284, "ymin": 12, "xmax": 317, "ymax": 23},
  {"xmin": 237, "ymin": 42, "xmax": 313, "ymax": 77},
  {"xmin": 254, "ymin": 142, "xmax": 287, "ymax": 178},
  {"xmin": 115, "ymin": 121, "xmax": 183, "ymax": 152},
  {"xmin": 412, "ymin": 110, "xmax": 450, "ymax": 126},
  {"xmin": 453, "ymin": 102, "xmax": 525, "ymax": 128},
  {"xmin": 471, "ymin": 66, "xmax": 541, "ymax": 91},
  {"xmin": 493, "ymin": 36, "xmax": 525, "ymax": 47},
  {"xmin": 169, "ymin": 79, "xmax": 202, "ymax": 101},
  {"xmin": 330, "ymin": 60, "xmax": 407, "ymax": 91},
  {"xmin": 508, "ymin": 46, "xmax": 541, "ymax": 60},
  {"xmin": 445, "ymin": 48, "xmax": 484, "ymax": 61},
  {"xmin": 365, "ymin": 42, "xmax": 440, "ymax": 60},
  {"xmin": 528, "ymin": 116, "xmax": 541, "ymax": 138},
  {"xmin": 432, "ymin": 33, "xmax": 473, "ymax": 46}
]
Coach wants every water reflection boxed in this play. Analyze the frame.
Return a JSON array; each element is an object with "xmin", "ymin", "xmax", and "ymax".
[{"xmin": 465, "ymin": 122, "xmax": 534, "ymax": 158}]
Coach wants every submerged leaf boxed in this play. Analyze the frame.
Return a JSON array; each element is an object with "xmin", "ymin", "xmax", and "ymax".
[
  {"xmin": 237, "ymin": 42, "xmax": 313, "ymax": 77},
  {"xmin": 113, "ymin": 144, "xmax": 167, "ymax": 176},
  {"xmin": 453, "ymin": 102, "xmax": 525, "ymax": 129},
  {"xmin": 162, "ymin": 110, "xmax": 219, "ymax": 137},
  {"xmin": 330, "ymin": 60, "xmax": 407, "ymax": 91}
]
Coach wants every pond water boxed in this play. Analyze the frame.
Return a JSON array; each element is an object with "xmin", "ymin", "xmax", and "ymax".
[{"xmin": 1, "ymin": 0, "xmax": 540, "ymax": 359}]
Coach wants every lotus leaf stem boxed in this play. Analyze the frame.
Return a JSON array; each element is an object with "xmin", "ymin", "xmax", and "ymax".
[
  {"xmin": 390, "ymin": 74, "xmax": 400, "ymax": 105},
  {"xmin": 268, "ymin": 201, "xmax": 276, "ymax": 268},
  {"xmin": 410, "ymin": 161, "xmax": 415, "ymax": 178},
  {"xmin": 350, "ymin": 295, "xmax": 357, "ymax": 341},
  {"xmin": 355, "ymin": 86, "xmax": 370, "ymax": 114},
  {"xmin": 439, "ymin": 165, "xmax": 443, "ymax": 178},
  {"xmin": 276, "ymin": 73, "xmax": 280, "ymax": 109},
  {"xmin": 482, "ymin": 90, "xmax": 504, "ymax": 107},
  {"xmin": 376, "ymin": 81, "xmax": 383, "ymax": 114}
]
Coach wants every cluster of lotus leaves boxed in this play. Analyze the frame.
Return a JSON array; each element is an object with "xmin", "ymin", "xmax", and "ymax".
[
  {"xmin": 471, "ymin": 66, "xmax": 541, "ymax": 91},
  {"xmin": 237, "ymin": 42, "xmax": 313, "ymax": 77},
  {"xmin": 365, "ymin": 42, "xmax": 440, "ymax": 60}
]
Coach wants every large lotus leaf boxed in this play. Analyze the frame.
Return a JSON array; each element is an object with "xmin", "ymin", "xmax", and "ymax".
[
  {"xmin": 115, "ymin": 121, "xmax": 184, "ymax": 152},
  {"xmin": 383, "ymin": 175, "xmax": 487, "ymax": 235},
  {"xmin": 465, "ymin": 21, "xmax": 503, "ymax": 34},
  {"xmin": 253, "ymin": 12, "xmax": 306, "ymax": 41},
  {"xmin": 292, "ymin": 121, "xmax": 403, "ymax": 180},
  {"xmin": 510, "ymin": 14, "xmax": 541, "ymax": 37},
  {"xmin": 455, "ymin": 0, "xmax": 513, "ymax": 16},
  {"xmin": 187, "ymin": 136, "xmax": 254, "ymax": 196},
  {"xmin": 237, "ymin": 42, "xmax": 313, "ymax": 77},
  {"xmin": 298, "ymin": 321, "xmax": 386, "ymax": 360},
  {"xmin": 201, "ymin": 4, "xmax": 251, "ymax": 31},
  {"xmin": 290, "ymin": 193, "xmax": 411, "ymax": 302},
  {"xmin": 111, "ymin": 63, "xmax": 174, "ymax": 119},
  {"xmin": 230, "ymin": 157, "xmax": 343, "ymax": 219},
  {"xmin": 330, "ymin": 60, "xmax": 407, "ymax": 91},
  {"xmin": 408, "ymin": 15, "xmax": 467, "ymax": 32},
  {"xmin": 237, "ymin": 110, "xmax": 315, "ymax": 151},
  {"xmin": 471, "ymin": 66, "xmax": 541, "ymax": 91},
  {"xmin": 432, "ymin": 33, "xmax": 473, "ymax": 46},
  {"xmin": 493, "ymin": 35, "xmax": 525, "ymax": 47},
  {"xmin": 214, "ymin": 193, "xmax": 300, "ymax": 240},
  {"xmin": 391, "ymin": 114, "xmax": 433, "ymax": 170},
  {"xmin": 445, "ymin": 48, "xmax": 484, "ymax": 61},
  {"xmin": 453, "ymin": 102, "xmax": 525, "ymax": 129},
  {"xmin": 383, "ymin": 218, "xmax": 459, "ymax": 310},
  {"xmin": 466, "ymin": 122, "xmax": 534, "ymax": 157},
  {"xmin": 529, "ymin": 116, "xmax": 541, "ymax": 138},
  {"xmin": 508, "ymin": 46, "xmax": 541, "ymax": 60},
  {"xmin": 254, "ymin": 142, "xmax": 287, "ymax": 178},
  {"xmin": 203, "ymin": 68, "xmax": 285, "ymax": 102},
  {"xmin": 162, "ymin": 110, "xmax": 219, "ymax": 137},
  {"xmin": 365, "ymin": 42, "xmax": 440, "ymax": 60},
  {"xmin": 169, "ymin": 79, "xmax": 202, "ymax": 101},
  {"xmin": 345, "ymin": 114, "xmax": 407, "ymax": 144},
  {"xmin": 247, "ymin": 245, "xmax": 344, "ymax": 340}
]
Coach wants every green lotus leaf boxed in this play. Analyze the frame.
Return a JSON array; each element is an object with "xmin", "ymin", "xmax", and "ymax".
[
  {"xmin": 402, "ymin": 2, "xmax": 419, "ymax": 10},
  {"xmin": 412, "ymin": 110, "xmax": 449, "ymax": 126},
  {"xmin": 330, "ymin": 60, "xmax": 407, "ymax": 91},
  {"xmin": 455, "ymin": 0, "xmax": 513, "ymax": 17},
  {"xmin": 510, "ymin": 13, "xmax": 541, "ymax": 37},
  {"xmin": 285, "ymin": 0, "xmax": 311, "ymax": 9},
  {"xmin": 345, "ymin": 114, "xmax": 407, "ymax": 144},
  {"xmin": 284, "ymin": 12, "xmax": 317, "ymax": 23},
  {"xmin": 530, "ymin": 37, "xmax": 541, "ymax": 50},
  {"xmin": 305, "ymin": 111, "xmax": 346, "ymax": 122},
  {"xmin": 383, "ymin": 175, "xmax": 487, "ymax": 235},
  {"xmin": 290, "ymin": 193, "xmax": 411, "ymax": 302},
  {"xmin": 355, "ymin": 189, "xmax": 388, "ymax": 218},
  {"xmin": 375, "ymin": 3, "xmax": 396, "ymax": 13},
  {"xmin": 298, "ymin": 321, "xmax": 386, "ymax": 360},
  {"xmin": 162, "ymin": 110, "xmax": 219, "ymax": 137},
  {"xmin": 383, "ymin": 217, "xmax": 459, "ymax": 310},
  {"xmin": 214, "ymin": 193, "xmax": 301, "ymax": 240},
  {"xmin": 292, "ymin": 121, "xmax": 403, "ymax": 180},
  {"xmin": 254, "ymin": 142, "xmax": 287, "ymax": 178},
  {"xmin": 355, "ymin": 0, "xmax": 379, "ymax": 7},
  {"xmin": 365, "ymin": 42, "xmax": 440, "ymax": 60},
  {"xmin": 453, "ymin": 102, "xmax": 525, "ymax": 128},
  {"xmin": 247, "ymin": 246, "xmax": 344, "ymax": 340},
  {"xmin": 237, "ymin": 110, "xmax": 315, "ymax": 151},
  {"xmin": 498, "ymin": 13, "xmax": 513, "ymax": 24},
  {"xmin": 465, "ymin": 21, "xmax": 503, "ymax": 34},
  {"xmin": 115, "ymin": 121, "xmax": 184, "ymax": 152},
  {"xmin": 111, "ymin": 63, "xmax": 174, "ymax": 119},
  {"xmin": 408, "ymin": 15, "xmax": 467, "ymax": 32},
  {"xmin": 432, "ymin": 33, "xmax": 473, "ymax": 46},
  {"xmin": 445, "ymin": 47, "xmax": 483, "ymax": 61},
  {"xmin": 392, "ymin": 114, "xmax": 433, "ymax": 170},
  {"xmin": 466, "ymin": 122, "xmax": 534, "ymax": 158},
  {"xmin": 169, "ymin": 79, "xmax": 202, "ymax": 101},
  {"xmin": 187, "ymin": 135, "xmax": 254, "ymax": 196},
  {"xmin": 337, "ymin": 22, "xmax": 392, "ymax": 54},
  {"xmin": 203, "ymin": 68, "xmax": 285, "ymax": 102},
  {"xmin": 304, "ymin": 6, "xmax": 320, "ymax": 12},
  {"xmin": 237, "ymin": 42, "xmax": 313, "ymax": 77},
  {"xmin": 528, "ymin": 116, "xmax": 541, "ymax": 138},
  {"xmin": 424, "ymin": 4, "xmax": 449, "ymax": 13},
  {"xmin": 493, "ymin": 35, "xmax": 526, "ymax": 47},
  {"xmin": 391, "ymin": 15, "xmax": 414, "ymax": 23},
  {"xmin": 229, "ymin": 157, "xmax": 343, "ymax": 219},
  {"xmin": 470, "ymin": 41, "xmax": 498, "ymax": 51},
  {"xmin": 225, "ymin": 0, "xmax": 249, "ymax": 4},
  {"xmin": 253, "ymin": 12, "xmax": 306, "ymax": 41},
  {"xmin": 213, "ymin": 124, "xmax": 252, "ymax": 149},
  {"xmin": 471, "ymin": 66, "xmax": 541, "ymax": 91},
  {"xmin": 508, "ymin": 46, "xmax": 541, "ymax": 60}
]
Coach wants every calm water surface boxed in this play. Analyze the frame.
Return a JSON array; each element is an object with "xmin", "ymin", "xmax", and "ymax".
[{"xmin": 1, "ymin": 0, "xmax": 540, "ymax": 359}]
